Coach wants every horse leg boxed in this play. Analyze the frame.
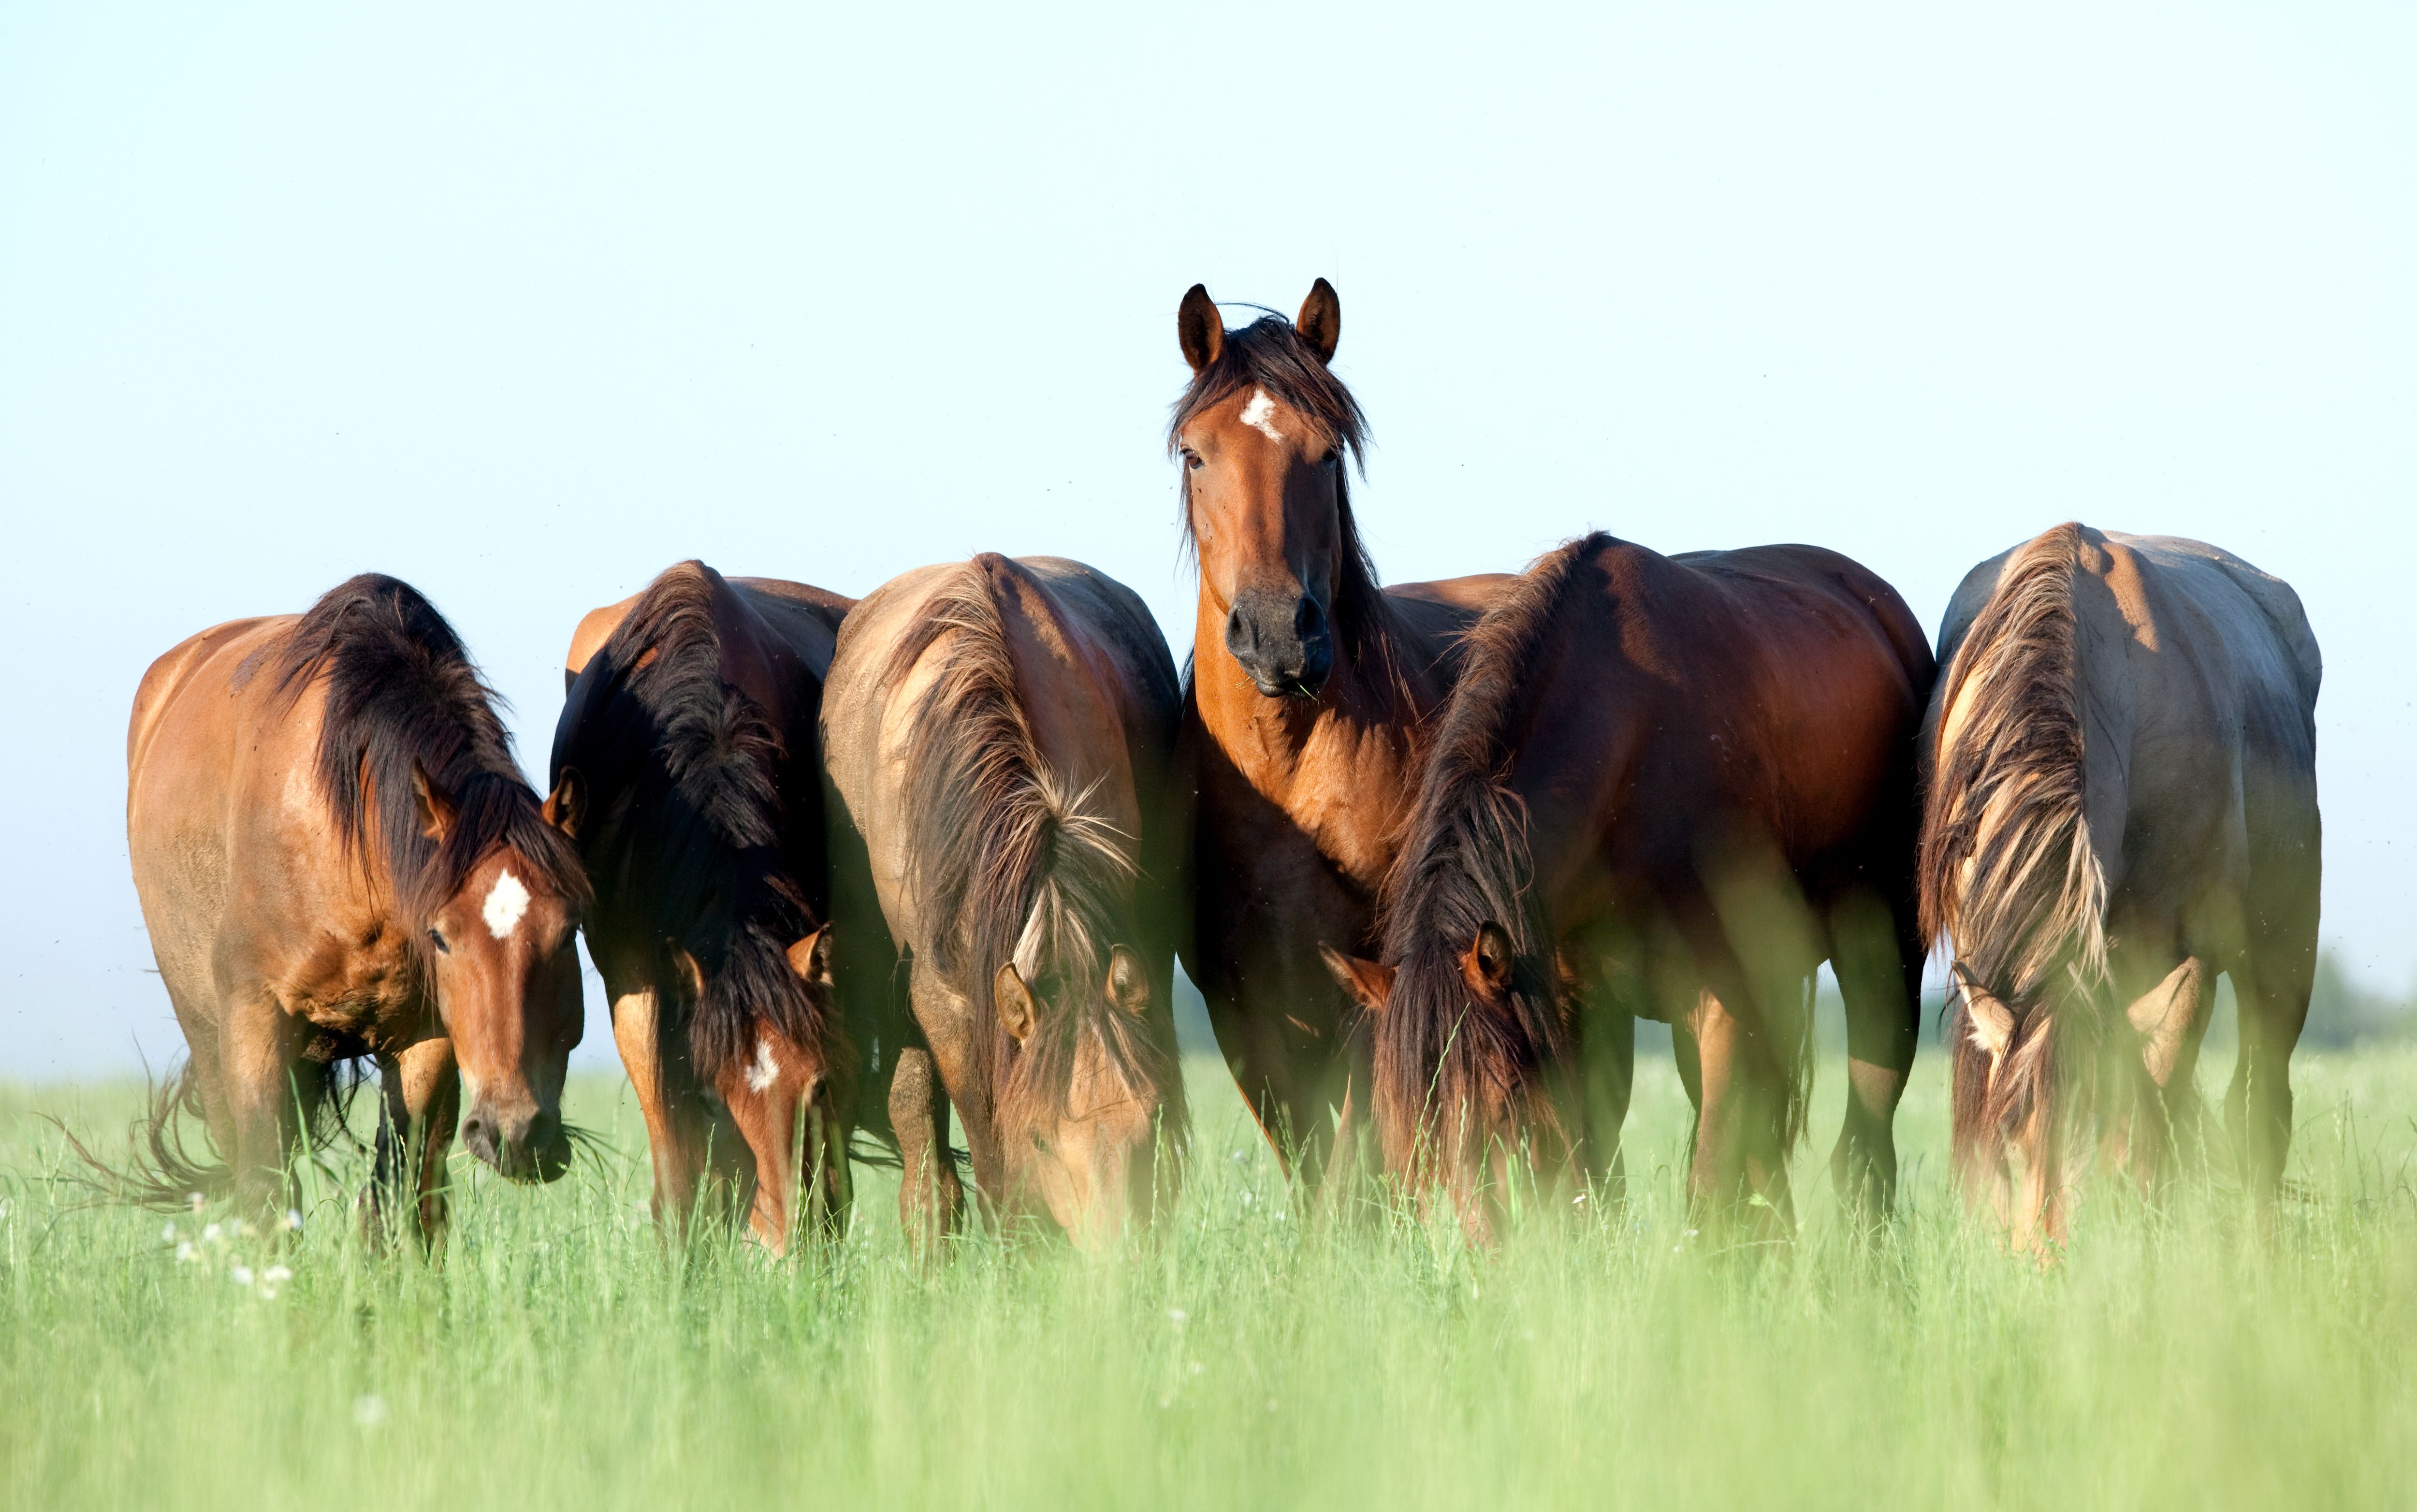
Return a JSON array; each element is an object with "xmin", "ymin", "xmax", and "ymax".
[
  {"xmin": 1684, "ymin": 971, "xmax": 1801, "ymax": 1242},
  {"xmin": 612, "ymin": 985, "xmax": 719, "ymax": 1238},
  {"xmin": 2228, "ymin": 945, "xmax": 2312, "ymax": 1207},
  {"xmin": 369, "ymin": 1038, "xmax": 459, "ymax": 1248},
  {"xmin": 218, "ymin": 998, "xmax": 311, "ymax": 1216},
  {"xmin": 2114, "ymin": 955, "xmax": 2213, "ymax": 1190},
  {"xmin": 1826, "ymin": 890, "xmax": 1920, "ymax": 1226},
  {"xmin": 889, "ymin": 1043, "xmax": 961, "ymax": 1257}
]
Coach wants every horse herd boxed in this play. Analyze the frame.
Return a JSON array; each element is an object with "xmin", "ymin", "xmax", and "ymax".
[{"xmin": 117, "ymin": 280, "xmax": 2324, "ymax": 1258}]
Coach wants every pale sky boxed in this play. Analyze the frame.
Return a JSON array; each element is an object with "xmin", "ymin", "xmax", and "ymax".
[{"xmin": 3, "ymin": 3, "xmax": 2410, "ymax": 1075}]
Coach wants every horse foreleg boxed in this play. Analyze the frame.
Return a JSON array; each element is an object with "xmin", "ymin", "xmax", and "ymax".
[
  {"xmin": 219, "ymin": 1001, "xmax": 311, "ymax": 1217},
  {"xmin": 889, "ymin": 1044, "xmax": 961, "ymax": 1257},
  {"xmin": 1684, "ymin": 981, "xmax": 1798, "ymax": 1243},
  {"xmin": 612, "ymin": 986, "xmax": 720, "ymax": 1238},
  {"xmin": 1826, "ymin": 891, "xmax": 1921, "ymax": 1227},
  {"xmin": 369, "ymin": 1038, "xmax": 459, "ymax": 1248}
]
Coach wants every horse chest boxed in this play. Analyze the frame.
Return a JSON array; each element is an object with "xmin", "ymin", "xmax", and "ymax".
[{"xmin": 277, "ymin": 923, "xmax": 427, "ymax": 1044}]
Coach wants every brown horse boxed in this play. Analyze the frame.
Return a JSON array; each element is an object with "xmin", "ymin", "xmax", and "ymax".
[
  {"xmin": 821, "ymin": 554, "xmax": 1184, "ymax": 1252},
  {"xmin": 124, "ymin": 575, "xmax": 587, "ymax": 1240},
  {"xmin": 1171, "ymin": 280, "xmax": 1512, "ymax": 1189},
  {"xmin": 551, "ymin": 562, "xmax": 856, "ymax": 1252},
  {"xmin": 1325, "ymin": 533, "xmax": 1934, "ymax": 1244},
  {"xmin": 1920, "ymin": 524, "xmax": 2321, "ymax": 1250}
]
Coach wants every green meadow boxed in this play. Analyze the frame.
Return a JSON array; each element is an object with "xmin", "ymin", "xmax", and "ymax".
[{"xmin": 5, "ymin": 1026, "xmax": 2414, "ymax": 1512}]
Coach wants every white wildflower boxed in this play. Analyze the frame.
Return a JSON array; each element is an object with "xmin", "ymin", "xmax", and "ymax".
[
  {"xmin": 202, "ymin": 1223, "xmax": 222, "ymax": 1243},
  {"xmin": 1166, "ymin": 1308, "xmax": 1188, "ymax": 1326},
  {"xmin": 187, "ymin": 1192, "xmax": 204, "ymax": 1211},
  {"xmin": 162, "ymin": 1223, "xmax": 177, "ymax": 1243},
  {"xmin": 353, "ymin": 1395, "xmax": 390, "ymax": 1429},
  {"xmin": 284, "ymin": 1209, "xmax": 304, "ymax": 1233},
  {"xmin": 230, "ymin": 1265, "xmax": 254, "ymax": 1287},
  {"xmin": 264, "ymin": 1265, "xmax": 292, "ymax": 1285},
  {"xmin": 175, "ymin": 1241, "xmax": 196, "ymax": 1264}
]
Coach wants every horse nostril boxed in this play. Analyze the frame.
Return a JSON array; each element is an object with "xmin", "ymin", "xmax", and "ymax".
[
  {"xmin": 461, "ymin": 1116, "xmax": 491, "ymax": 1154},
  {"xmin": 1224, "ymin": 605, "xmax": 1254, "ymax": 659}
]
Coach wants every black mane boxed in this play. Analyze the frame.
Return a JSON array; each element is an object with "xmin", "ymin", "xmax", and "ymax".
[
  {"xmin": 550, "ymin": 561, "xmax": 837, "ymax": 1085},
  {"xmin": 273, "ymin": 573, "xmax": 586, "ymax": 960}
]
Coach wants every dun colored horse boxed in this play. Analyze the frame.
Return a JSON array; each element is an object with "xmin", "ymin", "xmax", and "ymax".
[
  {"xmin": 1327, "ymin": 534, "xmax": 1935, "ymax": 1244},
  {"xmin": 1171, "ymin": 280, "xmax": 1511, "ymax": 1189},
  {"xmin": 124, "ymin": 575, "xmax": 587, "ymax": 1240},
  {"xmin": 552, "ymin": 562, "xmax": 856, "ymax": 1251},
  {"xmin": 822, "ymin": 554, "xmax": 1184, "ymax": 1252},
  {"xmin": 1921, "ymin": 524, "xmax": 2321, "ymax": 1250}
]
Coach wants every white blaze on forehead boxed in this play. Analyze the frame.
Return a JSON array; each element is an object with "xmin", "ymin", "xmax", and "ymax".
[
  {"xmin": 1238, "ymin": 388, "xmax": 1284, "ymax": 442},
  {"xmin": 481, "ymin": 871, "xmax": 531, "ymax": 940},
  {"xmin": 745, "ymin": 1036, "xmax": 780, "ymax": 1093}
]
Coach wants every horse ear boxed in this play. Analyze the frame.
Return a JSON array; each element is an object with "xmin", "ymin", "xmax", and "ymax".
[
  {"xmin": 1953, "ymin": 962, "xmax": 2014, "ymax": 1061},
  {"xmin": 993, "ymin": 962, "xmax": 1037, "ymax": 1043},
  {"xmin": 1178, "ymin": 284, "xmax": 1224, "ymax": 374},
  {"xmin": 1296, "ymin": 277, "xmax": 1340, "ymax": 364},
  {"xmin": 409, "ymin": 762, "xmax": 456, "ymax": 842},
  {"xmin": 786, "ymin": 925, "xmax": 834, "ymax": 991},
  {"xmin": 1105, "ymin": 945, "xmax": 1151, "ymax": 1017},
  {"xmin": 1318, "ymin": 942, "xmax": 1396, "ymax": 1014},
  {"xmin": 1461, "ymin": 922, "xmax": 1515, "ymax": 1001},
  {"xmin": 542, "ymin": 767, "xmax": 583, "ymax": 838}
]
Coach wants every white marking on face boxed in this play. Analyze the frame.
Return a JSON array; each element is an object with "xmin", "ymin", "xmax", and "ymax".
[
  {"xmin": 1239, "ymin": 388, "xmax": 1284, "ymax": 442},
  {"xmin": 481, "ymin": 871, "xmax": 531, "ymax": 940},
  {"xmin": 746, "ymin": 1036, "xmax": 780, "ymax": 1093}
]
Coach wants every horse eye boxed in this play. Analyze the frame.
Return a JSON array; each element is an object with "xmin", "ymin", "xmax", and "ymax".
[
  {"xmin": 1183, "ymin": 451, "xmax": 1203, "ymax": 470},
  {"xmin": 1032, "ymin": 1133, "xmax": 1050, "ymax": 1153},
  {"xmin": 427, "ymin": 928, "xmax": 450, "ymax": 955}
]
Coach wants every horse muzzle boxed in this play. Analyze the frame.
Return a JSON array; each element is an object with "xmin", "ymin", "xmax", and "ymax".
[
  {"xmin": 1224, "ymin": 590, "xmax": 1333, "ymax": 699},
  {"xmin": 462, "ymin": 1102, "xmax": 571, "ymax": 1183}
]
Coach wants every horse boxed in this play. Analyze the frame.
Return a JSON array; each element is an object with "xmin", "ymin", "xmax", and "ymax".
[
  {"xmin": 123, "ymin": 574, "xmax": 587, "ymax": 1241},
  {"xmin": 551, "ymin": 562, "xmax": 856, "ymax": 1252},
  {"xmin": 1324, "ymin": 532, "xmax": 1935, "ymax": 1245},
  {"xmin": 821, "ymin": 554, "xmax": 1185, "ymax": 1252},
  {"xmin": 1170, "ymin": 279, "xmax": 1513, "ymax": 1192},
  {"xmin": 1919, "ymin": 523, "xmax": 2321, "ymax": 1250}
]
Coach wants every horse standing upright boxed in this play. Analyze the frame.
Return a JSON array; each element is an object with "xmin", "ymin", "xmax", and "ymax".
[
  {"xmin": 1170, "ymin": 279, "xmax": 1512, "ymax": 1190},
  {"xmin": 1326, "ymin": 534, "xmax": 1934, "ymax": 1243},
  {"xmin": 821, "ymin": 554, "xmax": 1185, "ymax": 1252},
  {"xmin": 124, "ymin": 575, "xmax": 587, "ymax": 1240},
  {"xmin": 552, "ymin": 562, "xmax": 856, "ymax": 1251},
  {"xmin": 1921, "ymin": 524, "xmax": 2321, "ymax": 1249}
]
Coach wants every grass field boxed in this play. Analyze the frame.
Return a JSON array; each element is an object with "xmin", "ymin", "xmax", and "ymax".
[{"xmin": 4, "ymin": 1029, "xmax": 2415, "ymax": 1511}]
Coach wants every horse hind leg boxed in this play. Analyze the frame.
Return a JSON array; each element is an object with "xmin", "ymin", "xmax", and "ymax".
[
  {"xmin": 1824, "ymin": 888, "xmax": 1921, "ymax": 1227},
  {"xmin": 2228, "ymin": 943, "xmax": 2313, "ymax": 1209}
]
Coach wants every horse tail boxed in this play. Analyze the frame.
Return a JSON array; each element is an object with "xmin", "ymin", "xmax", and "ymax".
[
  {"xmin": 57, "ymin": 1057, "xmax": 368, "ymax": 1212},
  {"xmin": 1918, "ymin": 522, "xmax": 2110, "ymax": 1173}
]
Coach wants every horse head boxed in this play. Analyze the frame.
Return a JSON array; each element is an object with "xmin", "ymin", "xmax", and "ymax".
[
  {"xmin": 1171, "ymin": 279, "xmax": 1364, "ymax": 700},
  {"xmin": 989, "ymin": 943, "xmax": 1170, "ymax": 1252},
  {"xmin": 412, "ymin": 766, "xmax": 585, "ymax": 1183}
]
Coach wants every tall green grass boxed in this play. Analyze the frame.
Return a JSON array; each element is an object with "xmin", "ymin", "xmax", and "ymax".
[{"xmin": 3, "ymin": 1041, "xmax": 2413, "ymax": 1511}]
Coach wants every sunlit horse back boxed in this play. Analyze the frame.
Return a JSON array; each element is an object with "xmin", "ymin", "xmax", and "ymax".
[
  {"xmin": 123, "ymin": 575, "xmax": 587, "ymax": 1239},
  {"xmin": 822, "ymin": 554, "xmax": 1185, "ymax": 1253}
]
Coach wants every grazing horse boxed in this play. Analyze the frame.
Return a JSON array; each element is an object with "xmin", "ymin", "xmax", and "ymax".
[
  {"xmin": 1325, "ymin": 533, "xmax": 1934, "ymax": 1244},
  {"xmin": 821, "ymin": 554, "xmax": 1184, "ymax": 1252},
  {"xmin": 1171, "ymin": 279, "xmax": 1513, "ymax": 1189},
  {"xmin": 124, "ymin": 575, "xmax": 587, "ymax": 1239},
  {"xmin": 551, "ymin": 562, "xmax": 856, "ymax": 1251},
  {"xmin": 1920, "ymin": 524, "xmax": 2321, "ymax": 1250}
]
